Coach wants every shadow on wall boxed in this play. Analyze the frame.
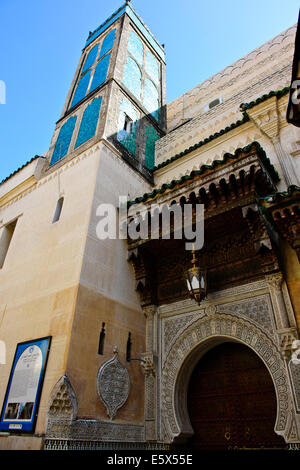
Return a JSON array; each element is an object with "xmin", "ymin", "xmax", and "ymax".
[{"xmin": 108, "ymin": 104, "xmax": 167, "ymax": 183}]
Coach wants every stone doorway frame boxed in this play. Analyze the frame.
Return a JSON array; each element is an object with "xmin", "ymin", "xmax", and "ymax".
[{"xmin": 161, "ymin": 313, "xmax": 292, "ymax": 444}]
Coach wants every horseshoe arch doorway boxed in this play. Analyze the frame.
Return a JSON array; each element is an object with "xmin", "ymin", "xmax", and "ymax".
[{"xmin": 187, "ymin": 342, "xmax": 286, "ymax": 450}]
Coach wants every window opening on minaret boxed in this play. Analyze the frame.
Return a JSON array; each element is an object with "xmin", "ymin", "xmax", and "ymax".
[{"xmin": 124, "ymin": 114, "xmax": 133, "ymax": 133}]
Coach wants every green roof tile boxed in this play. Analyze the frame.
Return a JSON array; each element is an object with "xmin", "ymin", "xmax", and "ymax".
[
  {"xmin": 128, "ymin": 141, "xmax": 279, "ymax": 207},
  {"xmin": 240, "ymin": 86, "xmax": 290, "ymax": 111}
]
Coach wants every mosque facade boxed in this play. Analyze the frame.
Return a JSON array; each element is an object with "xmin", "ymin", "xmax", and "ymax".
[{"xmin": 0, "ymin": 2, "xmax": 299, "ymax": 450}]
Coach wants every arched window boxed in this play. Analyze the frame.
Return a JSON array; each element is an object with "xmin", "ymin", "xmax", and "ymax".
[
  {"xmin": 70, "ymin": 71, "xmax": 91, "ymax": 108},
  {"xmin": 128, "ymin": 31, "xmax": 144, "ymax": 66},
  {"xmin": 145, "ymin": 50, "xmax": 159, "ymax": 84},
  {"xmin": 89, "ymin": 54, "xmax": 110, "ymax": 92},
  {"xmin": 50, "ymin": 116, "xmax": 77, "ymax": 165},
  {"xmin": 143, "ymin": 78, "xmax": 159, "ymax": 121},
  {"xmin": 75, "ymin": 96, "xmax": 102, "ymax": 148},
  {"xmin": 123, "ymin": 57, "xmax": 142, "ymax": 100},
  {"xmin": 81, "ymin": 44, "xmax": 99, "ymax": 75},
  {"xmin": 52, "ymin": 197, "xmax": 64, "ymax": 223},
  {"xmin": 99, "ymin": 29, "xmax": 116, "ymax": 59}
]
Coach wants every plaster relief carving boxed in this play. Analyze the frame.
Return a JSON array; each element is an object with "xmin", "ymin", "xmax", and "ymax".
[
  {"xmin": 46, "ymin": 375, "xmax": 78, "ymax": 441},
  {"xmin": 161, "ymin": 314, "xmax": 291, "ymax": 444},
  {"xmin": 289, "ymin": 359, "xmax": 300, "ymax": 412},
  {"xmin": 97, "ymin": 346, "xmax": 130, "ymax": 420},
  {"xmin": 48, "ymin": 375, "xmax": 77, "ymax": 420},
  {"xmin": 141, "ymin": 353, "xmax": 156, "ymax": 377},
  {"xmin": 205, "ymin": 304, "xmax": 217, "ymax": 316}
]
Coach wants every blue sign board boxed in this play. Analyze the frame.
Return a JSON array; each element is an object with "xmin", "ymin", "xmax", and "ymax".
[{"xmin": 0, "ymin": 337, "xmax": 51, "ymax": 433}]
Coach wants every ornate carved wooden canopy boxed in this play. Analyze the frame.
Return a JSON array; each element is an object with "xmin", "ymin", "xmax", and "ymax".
[{"xmin": 126, "ymin": 142, "xmax": 282, "ymax": 306}]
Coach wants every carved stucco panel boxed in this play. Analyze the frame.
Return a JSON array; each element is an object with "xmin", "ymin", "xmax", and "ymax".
[
  {"xmin": 97, "ymin": 348, "xmax": 130, "ymax": 420},
  {"xmin": 160, "ymin": 314, "xmax": 291, "ymax": 444},
  {"xmin": 161, "ymin": 294, "xmax": 276, "ymax": 367}
]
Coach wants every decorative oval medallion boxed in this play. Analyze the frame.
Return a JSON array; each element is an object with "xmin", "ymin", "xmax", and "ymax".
[{"xmin": 97, "ymin": 346, "xmax": 130, "ymax": 420}]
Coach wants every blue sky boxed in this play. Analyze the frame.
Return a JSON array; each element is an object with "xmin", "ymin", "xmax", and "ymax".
[{"xmin": 0, "ymin": 0, "xmax": 299, "ymax": 182}]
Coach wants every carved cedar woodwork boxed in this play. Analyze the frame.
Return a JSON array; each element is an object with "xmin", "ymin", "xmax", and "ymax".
[
  {"xmin": 259, "ymin": 186, "xmax": 300, "ymax": 262},
  {"xmin": 127, "ymin": 143, "xmax": 282, "ymax": 306}
]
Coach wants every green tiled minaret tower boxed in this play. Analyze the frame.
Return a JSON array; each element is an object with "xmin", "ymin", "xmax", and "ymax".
[{"xmin": 47, "ymin": 1, "xmax": 166, "ymax": 178}]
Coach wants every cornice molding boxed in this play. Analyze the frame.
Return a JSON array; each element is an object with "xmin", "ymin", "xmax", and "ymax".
[{"xmin": 0, "ymin": 176, "xmax": 37, "ymax": 209}]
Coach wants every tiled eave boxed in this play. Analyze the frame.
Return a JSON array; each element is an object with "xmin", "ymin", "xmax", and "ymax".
[
  {"xmin": 240, "ymin": 86, "xmax": 290, "ymax": 111},
  {"xmin": 154, "ymin": 86, "xmax": 290, "ymax": 173},
  {"xmin": 0, "ymin": 155, "xmax": 41, "ymax": 186},
  {"xmin": 154, "ymin": 113, "xmax": 250, "ymax": 171},
  {"xmin": 128, "ymin": 142, "xmax": 279, "ymax": 209}
]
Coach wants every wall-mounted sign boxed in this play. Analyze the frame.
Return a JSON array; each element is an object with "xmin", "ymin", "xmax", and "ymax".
[{"xmin": 0, "ymin": 336, "xmax": 51, "ymax": 433}]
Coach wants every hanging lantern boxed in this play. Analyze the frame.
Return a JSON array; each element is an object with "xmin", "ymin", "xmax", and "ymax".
[{"xmin": 185, "ymin": 249, "xmax": 207, "ymax": 305}]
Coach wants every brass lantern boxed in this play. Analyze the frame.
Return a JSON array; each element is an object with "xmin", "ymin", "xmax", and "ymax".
[{"xmin": 185, "ymin": 248, "xmax": 207, "ymax": 305}]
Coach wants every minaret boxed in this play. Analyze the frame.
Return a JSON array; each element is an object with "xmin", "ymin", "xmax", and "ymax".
[
  {"xmin": 41, "ymin": 3, "xmax": 167, "ymax": 440},
  {"xmin": 46, "ymin": 1, "xmax": 166, "ymax": 179}
]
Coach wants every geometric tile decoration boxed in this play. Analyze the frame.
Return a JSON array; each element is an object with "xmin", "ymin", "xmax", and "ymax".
[
  {"xmin": 89, "ymin": 54, "xmax": 110, "ymax": 93},
  {"xmin": 84, "ymin": 5, "xmax": 165, "ymax": 61},
  {"xmin": 128, "ymin": 30, "xmax": 144, "ymax": 66},
  {"xmin": 123, "ymin": 56, "xmax": 142, "ymax": 101},
  {"xmin": 99, "ymin": 29, "xmax": 116, "ymax": 59},
  {"xmin": 145, "ymin": 125, "xmax": 159, "ymax": 170},
  {"xmin": 75, "ymin": 96, "xmax": 102, "ymax": 148},
  {"xmin": 143, "ymin": 78, "xmax": 159, "ymax": 121},
  {"xmin": 50, "ymin": 116, "xmax": 77, "ymax": 165},
  {"xmin": 70, "ymin": 71, "xmax": 91, "ymax": 108},
  {"xmin": 145, "ymin": 50, "xmax": 159, "ymax": 84},
  {"xmin": 81, "ymin": 44, "xmax": 99, "ymax": 75}
]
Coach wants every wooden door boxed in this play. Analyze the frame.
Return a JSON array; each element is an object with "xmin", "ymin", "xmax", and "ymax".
[{"xmin": 187, "ymin": 342, "xmax": 286, "ymax": 450}]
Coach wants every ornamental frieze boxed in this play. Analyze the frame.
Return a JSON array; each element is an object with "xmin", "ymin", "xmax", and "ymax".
[
  {"xmin": 161, "ymin": 294, "xmax": 276, "ymax": 366},
  {"xmin": 160, "ymin": 313, "xmax": 291, "ymax": 444}
]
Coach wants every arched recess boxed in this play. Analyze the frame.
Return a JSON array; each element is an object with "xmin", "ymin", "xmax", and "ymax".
[{"xmin": 161, "ymin": 313, "xmax": 291, "ymax": 445}]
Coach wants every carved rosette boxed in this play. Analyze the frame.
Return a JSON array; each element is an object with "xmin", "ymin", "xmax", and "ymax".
[
  {"xmin": 205, "ymin": 304, "xmax": 217, "ymax": 316},
  {"xmin": 97, "ymin": 347, "xmax": 130, "ymax": 420}
]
